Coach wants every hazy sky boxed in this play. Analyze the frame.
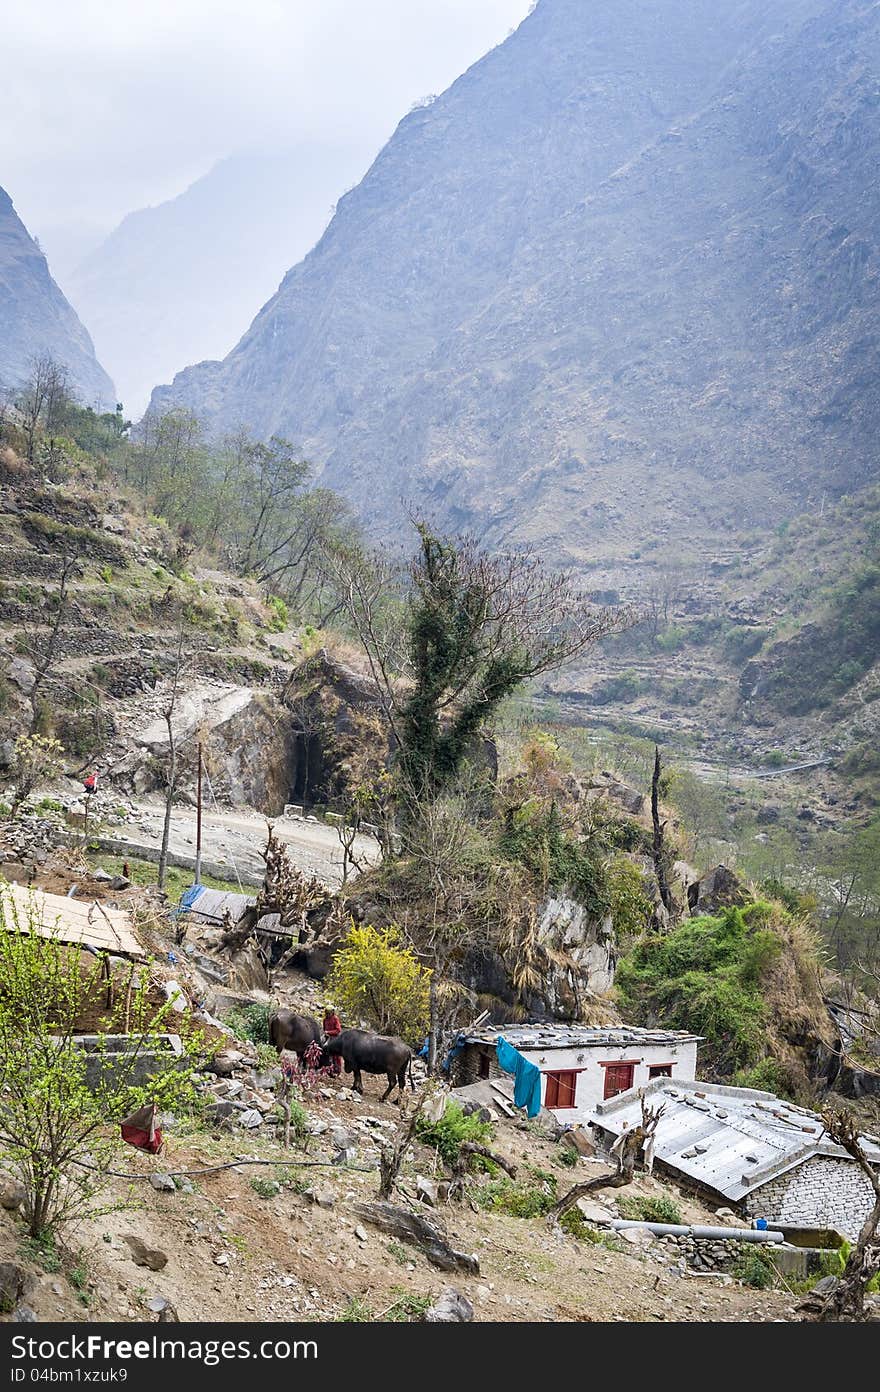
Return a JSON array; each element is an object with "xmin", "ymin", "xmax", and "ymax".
[{"xmin": 4, "ymin": 0, "xmax": 532, "ymax": 267}]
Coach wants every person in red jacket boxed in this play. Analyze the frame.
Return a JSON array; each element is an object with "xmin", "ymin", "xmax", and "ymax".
[
  {"xmin": 83, "ymin": 772, "xmax": 98, "ymax": 795},
  {"xmin": 322, "ymin": 1007, "xmax": 343, "ymax": 1075}
]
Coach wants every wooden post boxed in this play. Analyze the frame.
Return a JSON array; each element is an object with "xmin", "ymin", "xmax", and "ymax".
[{"xmin": 195, "ymin": 742, "xmax": 203, "ymax": 885}]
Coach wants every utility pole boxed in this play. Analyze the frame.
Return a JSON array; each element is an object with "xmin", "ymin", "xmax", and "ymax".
[{"xmin": 195, "ymin": 742, "xmax": 203, "ymax": 886}]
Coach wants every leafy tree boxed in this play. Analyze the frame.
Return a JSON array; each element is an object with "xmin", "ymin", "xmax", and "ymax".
[
  {"xmin": 0, "ymin": 902, "xmax": 208, "ymax": 1238},
  {"xmin": 324, "ymin": 923, "xmax": 430, "ymax": 1042}
]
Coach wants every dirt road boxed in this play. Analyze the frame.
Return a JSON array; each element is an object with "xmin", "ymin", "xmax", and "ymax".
[{"xmin": 103, "ymin": 798, "xmax": 381, "ymax": 889}]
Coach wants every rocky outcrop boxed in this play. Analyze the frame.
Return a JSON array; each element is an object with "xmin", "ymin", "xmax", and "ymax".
[
  {"xmin": 0, "ymin": 185, "xmax": 114, "ymax": 406},
  {"xmin": 151, "ymin": 0, "xmax": 880, "ymax": 557},
  {"xmin": 117, "ymin": 683, "xmax": 300, "ymax": 816}
]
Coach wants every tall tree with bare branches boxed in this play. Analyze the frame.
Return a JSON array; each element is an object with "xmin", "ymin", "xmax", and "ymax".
[{"xmin": 327, "ymin": 521, "xmax": 633, "ymax": 808}]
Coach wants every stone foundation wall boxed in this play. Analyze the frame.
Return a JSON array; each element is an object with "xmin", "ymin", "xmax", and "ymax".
[{"xmin": 744, "ymin": 1156, "xmax": 875, "ymax": 1241}]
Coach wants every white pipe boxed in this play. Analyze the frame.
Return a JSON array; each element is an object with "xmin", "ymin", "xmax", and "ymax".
[{"xmin": 607, "ymin": 1220, "xmax": 784, "ymax": 1243}]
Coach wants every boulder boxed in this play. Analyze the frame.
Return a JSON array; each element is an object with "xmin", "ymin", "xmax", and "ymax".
[
  {"xmin": 687, "ymin": 864, "xmax": 749, "ymax": 914},
  {"xmin": 424, "ymin": 1288, "xmax": 474, "ymax": 1323},
  {"xmin": 124, "ymin": 1236, "xmax": 169, "ymax": 1272},
  {"xmin": 0, "ymin": 1263, "xmax": 27, "ymax": 1314},
  {"xmin": 0, "ymin": 1176, "xmax": 27, "ymax": 1211}
]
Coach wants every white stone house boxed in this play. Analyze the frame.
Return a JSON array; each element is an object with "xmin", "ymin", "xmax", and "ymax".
[
  {"xmin": 593, "ymin": 1077, "xmax": 880, "ymax": 1241},
  {"xmin": 450, "ymin": 1024, "xmax": 701, "ymax": 1123}
]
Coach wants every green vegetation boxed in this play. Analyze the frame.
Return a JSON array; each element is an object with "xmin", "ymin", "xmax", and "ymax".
[
  {"xmin": 0, "ymin": 908, "xmax": 209, "ymax": 1238},
  {"xmin": 617, "ymin": 1194, "xmax": 682, "ymax": 1225},
  {"xmin": 266, "ymin": 595, "xmax": 289, "ymax": 631},
  {"xmin": 732, "ymin": 1246, "xmax": 777, "ymax": 1289},
  {"xmin": 616, "ymin": 904, "xmax": 783, "ymax": 1074},
  {"xmin": 497, "ymin": 799, "xmax": 611, "ymax": 917},
  {"xmin": 249, "ymin": 1176, "xmax": 281, "ymax": 1199},
  {"xmin": 473, "ymin": 1167, "xmax": 558, "ymax": 1218},
  {"xmin": 415, "ymin": 1101, "xmax": 493, "ymax": 1168},
  {"xmin": 227, "ymin": 1002, "xmax": 271, "ymax": 1046},
  {"xmin": 335, "ymin": 1289, "xmax": 433, "ymax": 1322},
  {"xmin": 85, "ymin": 854, "xmax": 244, "ymax": 903}
]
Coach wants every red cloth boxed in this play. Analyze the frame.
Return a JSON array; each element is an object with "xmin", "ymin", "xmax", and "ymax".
[
  {"xmin": 83, "ymin": 774, "xmax": 98, "ymax": 793},
  {"xmin": 120, "ymin": 1102, "xmax": 162, "ymax": 1155},
  {"xmin": 322, "ymin": 1012, "xmax": 342, "ymax": 1037}
]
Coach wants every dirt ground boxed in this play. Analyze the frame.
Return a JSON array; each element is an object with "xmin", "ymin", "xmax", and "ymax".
[
  {"xmin": 0, "ymin": 848, "xmax": 809, "ymax": 1325},
  {"xmin": 0, "ymin": 1073, "xmax": 802, "ymax": 1326}
]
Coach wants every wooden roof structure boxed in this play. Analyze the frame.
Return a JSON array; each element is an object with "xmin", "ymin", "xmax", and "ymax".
[{"xmin": 0, "ymin": 881, "xmax": 145, "ymax": 959}]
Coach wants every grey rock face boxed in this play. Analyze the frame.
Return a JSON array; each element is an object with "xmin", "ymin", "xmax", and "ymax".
[
  {"xmin": 0, "ymin": 185, "xmax": 114, "ymax": 406},
  {"xmin": 151, "ymin": 0, "xmax": 880, "ymax": 556}
]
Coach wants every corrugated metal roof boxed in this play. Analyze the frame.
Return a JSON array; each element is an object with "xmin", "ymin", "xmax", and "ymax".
[
  {"xmin": 461, "ymin": 1024, "xmax": 702, "ymax": 1049},
  {"xmin": 178, "ymin": 886, "xmax": 254, "ymax": 925},
  {"xmin": 593, "ymin": 1078, "xmax": 880, "ymax": 1201},
  {"xmin": 0, "ymin": 881, "xmax": 145, "ymax": 959}
]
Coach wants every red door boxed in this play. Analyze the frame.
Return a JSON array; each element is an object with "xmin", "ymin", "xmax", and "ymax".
[{"xmin": 602, "ymin": 1062, "xmax": 636, "ymax": 1099}]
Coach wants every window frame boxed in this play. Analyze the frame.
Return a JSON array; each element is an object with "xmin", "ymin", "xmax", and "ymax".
[
  {"xmin": 599, "ymin": 1060, "xmax": 638, "ymax": 1099},
  {"xmin": 542, "ymin": 1068, "xmax": 581, "ymax": 1109}
]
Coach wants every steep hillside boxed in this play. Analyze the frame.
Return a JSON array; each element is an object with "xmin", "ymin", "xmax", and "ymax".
[
  {"xmin": 150, "ymin": 0, "xmax": 880, "ymax": 555},
  {"xmin": 0, "ymin": 186, "xmax": 115, "ymax": 407},
  {"xmin": 68, "ymin": 147, "xmax": 368, "ymax": 415}
]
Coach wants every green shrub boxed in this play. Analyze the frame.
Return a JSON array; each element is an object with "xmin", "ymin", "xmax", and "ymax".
[
  {"xmin": 733, "ymin": 1247, "xmax": 776, "ymax": 1289},
  {"xmin": 226, "ymin": 1002, "xmax": 271, "ymax": 1045},
  {"xmin": 616, "ymin": 904, "xmax": 783, "ymax": 1074},
  {"xmin": 497, "ymin": 800, "xmax": 611, "ymax": 916},
  {"xmin": 415, "ymin": 1101, "xmax": 493, "ymax": 1168},
  {"xmin": 733, "ymin": 1058, "xmax": 791, "ymax": 1095},
  {"xmin": 474, "ymin": 1171, "xmax": 557, "ymax": 1218},
  {"xmin": 617, "ymin": 1195, "xmax": 682, "ymax": 1225},
  {"xmin": 591, "ymin": 672, "xmax": 645, "ymax": 705},
  {"xmin": 266, "ymin": 595, "xmax": 289, "ymax": 631},
  {"xmin": 554, "ymin": 1145, "xmax": 579, "ymax": 1168},
  {"xmin": 250, "ymin": 1176, "xmax": 281, "ymax": 1199}
]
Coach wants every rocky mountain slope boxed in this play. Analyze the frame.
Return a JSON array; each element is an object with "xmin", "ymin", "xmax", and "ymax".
[
  {"xmin": 150, "ymin": 0, "xmax": 880, "ymax": 558},
  {"xmin": 0, "ymin": 185, "xmax": 115, "ymax": 408},
  {"xmin": 68, "ymin": 146, "xmax": 368, "ymax": 415}
]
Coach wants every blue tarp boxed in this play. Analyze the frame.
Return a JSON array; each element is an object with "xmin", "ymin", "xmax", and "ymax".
[{"xmin": 496, "ymin": 1035, "xmax": 542, "ymax": 1118}]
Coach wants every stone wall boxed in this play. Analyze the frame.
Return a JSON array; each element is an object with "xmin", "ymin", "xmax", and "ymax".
[{"xmin": 744, "ymin": 1155, "xmax": 876, "ymax": 1241}]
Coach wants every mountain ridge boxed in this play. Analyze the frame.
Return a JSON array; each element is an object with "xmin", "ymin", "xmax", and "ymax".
[
  {"xmin": 0, "ymin": 185, "xmax": 115, "ymax": 408},
  {"xmin": 150, "ymin": 0, "xmax": 877, "ymax": 560}
]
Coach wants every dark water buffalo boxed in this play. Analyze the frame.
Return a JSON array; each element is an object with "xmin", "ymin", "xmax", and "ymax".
[
  {"xmin": 268, "ymin": 1011, "xmax": 321, "ymax": 1059},
  {"xmin": 321, "ymin": 1028, "xmax": 414, "ymax": 1102}
]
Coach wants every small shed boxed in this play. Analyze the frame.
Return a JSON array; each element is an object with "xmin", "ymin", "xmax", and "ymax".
[
  {"xmin": 593, "ymin": 1077, "xmax": 880, "ymax": 1241},
  {"xmin": 0, "ymin": 881, "xmax": 145, "ymax": 959},
  {"xmin": 451, "ymin": 1023, "xmax": 700, "ymax": 1122}
]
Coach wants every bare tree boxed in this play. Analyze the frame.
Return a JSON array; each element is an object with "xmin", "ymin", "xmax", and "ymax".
[
  {"xmin": 157, "ymin": 620, "xmax": 194, "ymax": 891},
  {"xmin": 546, "ymin": 1094, "xmax": 665, "ymax": 1224},
  {"xmin": 17, "ymin": 355, "xmax": 71, "ymax": 464},
  {"xmin": 397, "ymin": 771, "xmax": 489, "ymax": 1072},
  {"xmin": 326, "ymin": 522, "xmax": 634, "ymax": 803},
  {"xmin": 22, "ymin": 553, "xmax": 78, "ymax": 732},
  {"xmin": 651, "ymin": 747, "xmax": 677, "ymax": 924}
]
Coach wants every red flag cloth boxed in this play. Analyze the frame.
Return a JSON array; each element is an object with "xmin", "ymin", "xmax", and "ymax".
[{"xmin": 120, "ymin": 1102, "xmax": 163, "ymax": 1155}]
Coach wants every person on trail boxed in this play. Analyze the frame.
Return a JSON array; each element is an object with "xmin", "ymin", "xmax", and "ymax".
[
  {"xmin": 322, "ymin": 1006, "xmax": 343, "ymax": 1075},
  {"xmin": 83, "ymin": 771, "xmax": 98, "ymax": 795}
]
